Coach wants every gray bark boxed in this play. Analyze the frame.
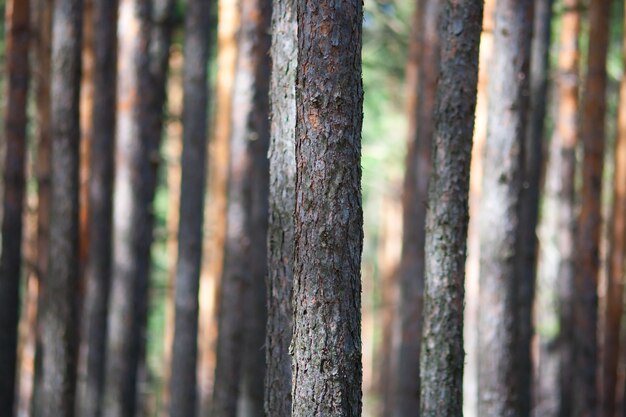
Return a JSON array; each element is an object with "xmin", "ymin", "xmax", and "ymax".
[
  {"xmin": 33, "ymin": 0, "xmax": 83, "ymax": 415},
  {"xmin": 265, "ymin": 0, "xmax": 297, "ymax": 414},
  {"xmin": 477, "ymin": 0, "xmax": 534, "ymax": 416},
  {"xmin": 169, "ymin": 0, "xmax": 212, "ymax": 415},
  {"xmin": 419, "ymin": 0, "xmax": 483, "ymax": 416},
  {"xmin": 291, "ymin": 1, "xmax": 363, "ymax": 416}
]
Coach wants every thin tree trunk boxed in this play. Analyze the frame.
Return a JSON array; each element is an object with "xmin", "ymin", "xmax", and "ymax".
[
  {"xmin": 291, "ymin": 1, "xmax": 363, "ymax": 416},
  {"xmin": 419, "ymin": 0, "xmax": 483, "ymax": 415},
  {"xmin": 517, "ymin": 0, "xmax": 553, "ymax": 415},
  {"xmin": 574, "ymin": 0, "xmax": 610, "ymax": 415},
  {"xmin": 477, "ymin": 0, "xmax": 534, "ymax": 415},
  {"xmin": 169, "ymin": 0, "xmax": 212, "ymax": 415},
  {"xmin": 601, "ymin": 4, "xmax": 626, "ymax": 414},
  {"xmin": 104, "ymin": 0, "xmax": 174, "ymax": 415},
  {"xmin": 394, "ymin": 0, "xmax": 440, "ymax": 413},
  {"xmin": 0, "ymin": 0, "xmax": 30, "ymax": 413},
  {"xmin": 33, "ymin": 0, "xmax": 83, "ymax": 415},
  {"xmin": 265, "ymin": 0, "xmax": 296, "ymax": 414}
]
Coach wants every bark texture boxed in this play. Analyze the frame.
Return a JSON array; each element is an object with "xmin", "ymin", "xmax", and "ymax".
[
  {"xmin": 291, "ymin": 1, "xmax": 363, "ymax": 416},
  {"xmin": 574, "ymin": 0, "xmax": 610, "ymax": 415},
  {"xmin": 394, "ymin": 0, "xmax": 440, "ymax": 413},
  {"xmin": 419, "ymin": 0, "xmax": 483, "ymax": 415},
  {"xmin": 76, "ymin": 0, "xmax": 118, "ymax": 415},
  {"xmin": 265, "ymin": 0, "xmax": 297, "ymax": 414},
  {"xmin": 517, "ymin": 0, "xmax": 553, "ymax": 414},
  {"xmin": 168, "ymin": 1, "xmax": 212, "ymax": 416},
  {"xmin": 601, "ymin": 5, "xmax": 626, "ymax": 415},
  {"xmin": 33, "ymin": 0, "xmax": 83, "ymax": 415},
  {"xmin": 0, "ymin": 0, "xmax": 30, "ymax": 413},
  {"xmin": 104, "ymin": 0, "xmax": 174, "ymax": 415},
  {"xmin": 477, "ymin": 0, "xmax": 533, "ymax": 415}
]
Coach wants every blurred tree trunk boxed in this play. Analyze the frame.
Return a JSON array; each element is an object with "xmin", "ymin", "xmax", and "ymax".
[
  {"xmin": 76, "ymin": 0, "xmax": 118, "ymax": 415},
  {"xmin": 574, "ymin": 0, "xmax": 610, "ymax": 415},
  {"xmin": 601, "ymin": 5, "xmax": 626, "ymax": 415},
  {"xmin": 168, "ymin": 0, "xmax": 212, "ymax": 415},
  {"xmin": 393, "ymin": 0, "xmax": 440, "ymax": 413},
  {"xmin": 104, "ymin": 0, "xmax": 174, "ymax": 415},
  {"xmin": 211, "ymin": 0, "xmax": 270, "ymax": 414},
  {"xmin": 291, "ymin": 1, "xmax": 363, "ymax": 416},
  {"xmin": 31, "ymin": 0, "xmax": 53, "ymax": 411},
  {"xmin": 419, "ymin": 1, "xmax": 483, "ymax": 416},
  {"xmin": 32, "ymin": 0, "xmax": 83, "ymax": 415},
  {"xmin": 517, "ymin": 0, "xmax": 553, "ymax": 414},
  {"xmin": 265, "ymin": 0, "xmax": 296, "ymax": 415},
  {"xmin": 477, "ymin": 0, "xmax": 533, "ymax": 416},
  {"xmin": 0, "ymin": 0, "xmax": 30, "ymax": 413}
]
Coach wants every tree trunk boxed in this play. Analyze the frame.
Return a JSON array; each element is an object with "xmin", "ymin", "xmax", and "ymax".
[
  {"xmin": 169, "ymin": 0, "xmax": 212, "ymax": 415},
  {"xmin": 33, "ymin": 0, "xmax": 83, "ymax": 415},
  {"xmin": 265, "ymin": 0, "xmax": 296, "ymax": 414},
  {"xmin": 517, "ymin": 0, "xmax": 553, "ymax": 414},
  {"xmin": 76, "ymin": 0, "xmax": 118, "ymax": 415},
  {"xmin": 394, "ymin": 0, "xmax": 440, "ymax": 413},
  {"xmin": 0, "ymin": 0, "xmax": 30, "ymax": 413},
  {"xmin": 419, "ymin": 0, "xmax": 483, "ymax": 415},
  {"xmin": 601, "ymin": 5, "xmax": 626, "ymax": 415},
  {"xmin": 574, "ymin": 0, "xmax": 610, "ymax": 415},
  {"xmin": 477, "ymin": 0, "xmax": 533, "ymax": 415},
  {"xmin": 104, "ymin": 0, "xmax": 174, "ymax": 415},
  {"xmin": 291, "ymin": 1, "xmax": 363, "ymax": 416}
]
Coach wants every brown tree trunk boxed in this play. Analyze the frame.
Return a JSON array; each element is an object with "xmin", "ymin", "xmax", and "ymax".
[
  {"xmin": 32, "ymin": 0, "xmax": 83, "ymax": 415},
  {"xmin": 291, "ymin": 1, "xmax": 363, "ymax": 416},
  {"xmin": 76, "ymin": 0, "xmax": 117, "ymax": 415},
  {"xmin": 477, "ymin": 0, "xmax": 533, "ymax": 415},
  {"xmin": 169, "ymin": 0, "xmax": 212, "ymax": 415},
  {"xmin": 393, "ymin": 0, "xmax": 440, "ymax": 413},
  {"xmin": 0, "ymin": 0, "xmax": 30, "ymax": 413},
  {"xmin": 574, "ymin": 0, "xmax": 610, "ymax": 415},
  {"xmin": 419, "ymin": 0, "xmax": 483, "ymax": 415},
  {"xmin": 601, "ymin": 5, "xmax": 626, "ymax": 415},
  {"xmin": 104, "ymin": 0, "xmax": 174, "ymax": 415},
  {"xmin": 517, "ymin": 0, "xmax": 553, "ymax": 414},
  {"xmin": 265, "ymin": 0, "xmax": 296, "ymax": 414}
]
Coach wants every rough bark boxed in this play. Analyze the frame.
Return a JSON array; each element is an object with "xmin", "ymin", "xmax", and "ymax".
[
  {"xmin": 601, "ymin": 5, "xmax": 626, "ymax": 415},
  {"xmin": 265, "ymin": 0, "xmax": 297, "ymax": 414},
  {"xmin": 291, "ymin": 1, "xmax": 363, "ymax": 416},
  {"xmin": 393, "ymin": 0, "xmax": 440, "ymax": 413},
  {"xmin": 574, "ymin": 0, "xmax": 610, "ymax": 415},
  {"xmin": 76, "ymin": 0, "xmax": 118, "ymax": 415},
  {"xmin": 169, "ymin": 0, "xmax": 212, "ymax": 416},
  {"xmin": 517, "ymin": 0, "xmax": 553, "ymax": 414},
  {"xmin": 103, "ymin": 0, "xmax": 174, "ymax": 415},
  {"xmin": 477, "ymin": 0, "xmax": 533, "ymax": 415},
  {"xmin": 210, "ymin": 0, "xmax": 270, "ymax": 414},
  {"xmin": 0, "ymin": 0, "xmax": 30, "ymax": 413},
  {"xmin": 419, "ymin": 0, "xmax": 483, "ymax": 415},
  {"xmin": 32, "ymin": 0, "xmax": 83, "ymax": 415}
]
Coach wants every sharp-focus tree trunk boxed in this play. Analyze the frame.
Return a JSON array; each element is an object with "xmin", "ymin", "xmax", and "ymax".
[
  {"xmin": 104, "ymin": 0, "xmax": 174, "ymax": 415},
  {"xmin": 169, "ymin": 0, "xmax": 212, "ymax": 415},
  {"xmin": 517, "ymin": 0, "xmax": 553, "ymax": 414},
  {"xmin": 477, "ymin": 0, "xmax": 533, "ymax": 415},
  {"xmin": 265, "ymin": 0, "xmax": 296, "ymax": 414},
  {"xmin": 76, "ymin": 0, "xmax": 117, "ymax": 415},
  {"xmin": 393, "ymin": 0, "xmax": 440, "ymax": 413},
  {"xmin": 574, "ymin": 0, "xmax": 610, "ymax": 415},
  {"xmin": 601, "ymin": 5, "xmax": 626, "ymax": 415},
  {"xmin": 32, "ymin": 0, "xmax": 83, "ymax": 415},
  {"xmin": 419, "ymin": 0, "xmax": 483, "ymax": 415},
  {"xmin": 211, "ymin": 0, "xmax": 270, "ymax": 414},
  {"xmin": 0, "ymin": 0, "xmax": 30, "ymax": 413},
  {"xmin": 291, "ymin": 1, "xmax": 363, "ymax": 416}
]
